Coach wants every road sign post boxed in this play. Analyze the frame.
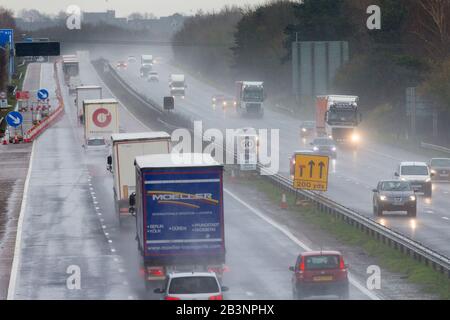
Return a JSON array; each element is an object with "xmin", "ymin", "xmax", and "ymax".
[{"xmin": 293, "ymin": 153, "xmax": 329, "ymax": 191}]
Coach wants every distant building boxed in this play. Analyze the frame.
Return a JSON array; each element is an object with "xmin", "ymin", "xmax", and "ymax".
[{"xmin": 15, "ymin": 10, "xmax": 186, "ymax": 35}]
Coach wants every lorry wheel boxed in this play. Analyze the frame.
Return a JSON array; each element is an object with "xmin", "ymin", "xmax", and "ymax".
[{"xmin": 145, "ymin": 281, "xmax": 152, "ymax": 292}]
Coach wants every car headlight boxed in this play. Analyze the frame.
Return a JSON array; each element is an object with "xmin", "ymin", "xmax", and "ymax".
[
  {"xmin": 332, "ymin": 147, "xmax": 337, "ymax": 151},
  {"xmin": 425, "ymin": 178, "xmax": 431, "ymax": 182},
  {"xmin": 379, "ymin": 195, "xmax": 387, "ymax": 201},
  {"xmin": 313, "ymin": 146, "xmax": 319, "ymax": 151},
  {"xmin": 430, "ymin": 169, "xmax": 436, "ymax": 174},
  {"xmin": 212, "ymin": 98, "xmax": 216, "ymax": 102},
  {"xmin": 223, "ymin": 102, "xmax": 227, "ymax": 106},
  {"xmin": 302, "ymin": 128, "xmax": 307, "ymax": 132},
  {"xmin": 409, "ymin": 195, "xmax": 416, "ymax": 201},
  {"xmin": 351, "ymin": 133, "xmax": 360, "ymax": 143},
  {"xmin": 400, "ymin": 177, "xmax": 406, "ymax": 181}
]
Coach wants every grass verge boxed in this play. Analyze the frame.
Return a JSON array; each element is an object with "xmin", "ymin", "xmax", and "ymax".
[{"xmin": 231, "ymin": 171, "xmax": 450, "ymax": 299}]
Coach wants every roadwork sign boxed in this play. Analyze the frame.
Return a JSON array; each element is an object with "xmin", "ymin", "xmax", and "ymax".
[{"xmin": 293, "ymin": 153, "xmax": 329, "ymax": 191}]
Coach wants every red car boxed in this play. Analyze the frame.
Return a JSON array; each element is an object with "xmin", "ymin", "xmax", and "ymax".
[{"xmin": 289, "ymin": 251, "xmax": 349, "ymax": 299}]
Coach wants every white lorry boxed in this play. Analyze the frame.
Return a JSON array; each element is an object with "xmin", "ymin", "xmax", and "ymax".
[
  {"xmin": 83, "ymin": 98, "xmax": 119, "ymax": 142},
  {"xmin": 316, "ymin": 95, "xmax": 362, "ymax": 147},
  {"xmin": 107, "ymin": 132, "xmax": 172, "ymax": 223},
  {"xmin": 235, "ymin": 81, "xmax": 265, "ymax": 117},
  {"xmin": 169, "ymin": 74, "xmax": 186, "ymax": 98},
  {"xmin": 75, "ymin": 85, "xmax": 102, "ymax": 124},
  {"xmin": 141, "ymin": 55, "xmax": 154, "ymax": 67}
]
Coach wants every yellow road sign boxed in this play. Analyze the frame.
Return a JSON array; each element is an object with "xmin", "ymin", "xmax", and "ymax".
[{"xmin": 293, "ymin": 154, "xmax": 329, "ymax": 191}]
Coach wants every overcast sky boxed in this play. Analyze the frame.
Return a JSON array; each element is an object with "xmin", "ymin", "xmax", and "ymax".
[{"xmin": 0, "ymin": 0, "xmax": 273, "ymax": 17}]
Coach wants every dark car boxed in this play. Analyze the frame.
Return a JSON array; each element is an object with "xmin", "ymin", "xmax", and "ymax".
[
  {"xmin": 430, "ymin": 158, "xmax": 450, "ymax": 182},
  {"xmin": 300, "ymin": 121, "xmax": 316, "ymax": 138},
  {"xmin": 289, "ymin": 251, "xmax": 349, "ymax": 300},
  {"xmin": 212, "ymin": 94, "xmax": 226, "ymax": 106},
  {"xmin": 310, "ymin": 137, "xmax": 337, "ymax": 159},
  {"xmin": 221, "ymin": 97, "xmax": 236, "ymax": 109},
  {"xmin": 372, "ymin": 180, "xmax": 417, "ymax": 217}
]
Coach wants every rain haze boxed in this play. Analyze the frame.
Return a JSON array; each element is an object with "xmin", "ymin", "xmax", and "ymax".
[{"xmin": 0, "ymin": 0, "xmax": 449, "ymax": 305}]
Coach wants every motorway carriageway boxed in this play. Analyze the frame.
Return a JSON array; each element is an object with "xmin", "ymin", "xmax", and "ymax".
[
  {"xmin": 90, "ymin": 44, "xmax": 450, "ymax": 259},
  {"xmin": 6, "ymin": 53, "xmax": 377, "ymax": 300}
]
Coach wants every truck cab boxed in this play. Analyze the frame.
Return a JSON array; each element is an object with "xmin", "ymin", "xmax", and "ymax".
[
  {"xmin": 169, "ymin": 74, "xmax": 186, "ymax": 98},
  {"xmin": 235, "ymin": 81, "xmax": 265, "ymax": 117},
  {"xmin": 317, "ymin": 95, "xmax": 362, "ymax": 148}
]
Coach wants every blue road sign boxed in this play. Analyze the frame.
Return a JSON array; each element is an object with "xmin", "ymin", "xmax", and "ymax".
[
  {"xmin": 0, "ymin": 29, "xmax": 13, "ymax": 47},
  {"xmin": 37, "ymin": 88, "xmax": 49, "ymax": 100},
  {"xmin": 0, "ymin": 29, "xmax": 14, "ymax": 80},
  {"xmin": 6, "ymin": 111, "xmax": 23, "ymax": 128}
]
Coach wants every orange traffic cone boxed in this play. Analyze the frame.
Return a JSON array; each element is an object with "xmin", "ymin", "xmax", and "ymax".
[
  {"xmin": 13, "ymin": 134, "xmax": 19, "ymax": 144},
  {"xmin": 280, "ymin": 193, "xmax": 288, "ymax": 209},
  {"xmin": 2, "ymin": 136, "xmax": 8, "ymax": 145}
]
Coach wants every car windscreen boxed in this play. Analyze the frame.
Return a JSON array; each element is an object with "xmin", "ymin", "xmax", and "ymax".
[
  {"xmin": 87, "ymin": 139, "xmax": 105, "ymax": 146},
  {"xmin": 168, "ymin": 276, "xmax": 219, "ymax": 294},
  {"xmin": 380, "ymin": 181, "xmax": 411, "ymax": 191},
  {"xmin": 301, "ymin": 122, "xmax": 315, "ymax": 128},
  {"xmin": 401, "ymin": 166, "xmax": 428, "ymax": 175},
  {"xmin": 305, "ymin": 255, "xmax": 340, "ymax": 270},
  {"xmin": 313, "ymin": 139, "xmax": 334, "ymax": 146},
  {"xmin": 431, "ymin": 159, "xmax": 450, "ymax": 167}
]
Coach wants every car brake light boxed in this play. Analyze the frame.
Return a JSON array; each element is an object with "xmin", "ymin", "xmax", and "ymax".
[
  {"xmin": 299, "ymin": 256, "xmax": 305, "ymax": 271},
  {"xmin": 209, "ymin": 294, "xmax": 223, "ymax": 300},
  {"xmin": 165, "ymin": 296, "xmax": 180, "ymax": 300},
  {"xmin": 340, "ymin": 257, "xmax": 346, "ymax": 270},
  {"xmin": 148, "ymin": 267, "xmax": 164, "ymax": 277}
]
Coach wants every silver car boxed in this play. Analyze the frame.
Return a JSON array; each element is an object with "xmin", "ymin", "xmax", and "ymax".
[
  {"xmin": 154, "ymin": 272, "xmax": 228, "ymax": 300},
  {"xmin": 373, "ymin": 180, "xmax": 417, "ymax": 217}
]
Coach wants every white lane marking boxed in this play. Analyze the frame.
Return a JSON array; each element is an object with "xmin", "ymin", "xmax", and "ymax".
[
  {"xmin": 111, "ymin": 248, "xmax": 116, "ymax": 253},
  {"xmin": 443, "ymin": 217, "xmax": 449, "ymax": 221},
  {"xmin": 7, "ymin": 142, "xmax": 36, "ymax": 300},
  {"xmin": 224, "ymin": 188, "xmax": 381, "ymax": 301},
  {"xmin": 95, "ymin": 207, "xmax": 100, "ymax": 210}
]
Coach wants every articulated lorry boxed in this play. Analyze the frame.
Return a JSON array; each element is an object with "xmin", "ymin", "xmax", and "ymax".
[
  {"xmin": 107, "ymin": 132, "xmax": 172, "ymax": 223},
  {"xmin": 141, "ymin": 55, "xmax": 154, "ymax": 67},
  {"xmin": 129, "ymin": 153, "xmax": 226, "ymax": 289},
  {"xmin": 62, "ymin": 54, "xmax": 79, "ymax": 85},
  {"xmin": 235, "ymin": 81, "xmax": 265, "ymax": 117},
  {"xmin": 75, "ymin": 85, "xmax": 102, "ymax": 124},
  {"xmin": 316, "ymin": 95, "xmax": 362, "ymax": 147},
  {"xmin": 169, "ymin": 74, "xmax": 186, "ymax": 98},
  {"xmin": 83, "ymin": 98, "xmax": 119, "ymax": 142}
]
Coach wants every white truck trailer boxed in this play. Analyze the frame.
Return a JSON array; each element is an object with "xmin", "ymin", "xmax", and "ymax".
[
  {"xmin": 169, "ymin": 74, "xmax": 186, "ymax": 98},
  {"xmin": 83, "ymin": 98, "xmax": 119, "ymax": 142},
  {"xmin": 107, "ymin": 132, "xmax": 172, "ymax": 223},
  {"xmin": 75, "ymin": 85, "xmax": 102, "ymax": 124}
]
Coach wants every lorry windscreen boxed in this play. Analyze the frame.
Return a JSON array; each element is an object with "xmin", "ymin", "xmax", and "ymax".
[
  {"xmin": 243, "ymin": 89, "xmax": 263, "ymax": 101},
  {"xmin": 328, "ymin": 109, "xmax": 357, "ymax": 123},
  {"xmin": 171, "ymin": 81, "xmax": 184, "ymax": 87}
]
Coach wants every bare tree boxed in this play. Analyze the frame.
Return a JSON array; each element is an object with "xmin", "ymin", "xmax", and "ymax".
[{"xmin": 412, "ymin": 0, "xmax": 450, "ymax": 60}]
